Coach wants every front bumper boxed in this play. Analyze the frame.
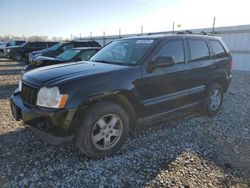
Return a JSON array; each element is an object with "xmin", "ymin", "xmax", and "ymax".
[{"xmin": 10, "ymin": 90, "xmax": 77, "ymax": 145}]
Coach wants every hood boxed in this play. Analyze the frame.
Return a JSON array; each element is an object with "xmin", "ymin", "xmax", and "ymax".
[
  {"xmin": 32, "ymin": 56, "xmax": 62, "ymax": 65},
  {"xmin": 30, "ymin": 49, "xmax": 49, "ymax": 55},
  {"xmin": 23, "ymin": 61, "xmax": 130, "ymax": 86}
]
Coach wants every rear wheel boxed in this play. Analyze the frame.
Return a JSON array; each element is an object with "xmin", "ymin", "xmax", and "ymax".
[
  {"xmin": 76, "ymin": 101, "xmax": 129, "ymax": 159},
  {"xmin": 202, "ymin": 83, "xmax": 223, "ymax": 116}
]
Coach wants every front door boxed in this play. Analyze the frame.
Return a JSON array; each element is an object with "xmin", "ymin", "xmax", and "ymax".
[{"xmin": 138, "ymin": 38, "xmax": 192, "ymax": 117}]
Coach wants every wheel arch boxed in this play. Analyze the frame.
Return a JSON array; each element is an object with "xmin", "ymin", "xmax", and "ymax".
[
  {"xmin": 73, "ymin": 90, "xmax": 139, "ymax": 131},
  {"xmin": 213, "ymin": 77, "xmax": 227, "ymax": 93}
]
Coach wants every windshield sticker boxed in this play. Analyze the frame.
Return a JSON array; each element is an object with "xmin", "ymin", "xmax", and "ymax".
[{"xmin": 136, "ymin": 40, "xmax": 154, "ymax": 44}]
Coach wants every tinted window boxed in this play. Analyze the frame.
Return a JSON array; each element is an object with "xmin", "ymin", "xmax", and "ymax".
[
  {"xmin": 210, "ymin": 40, "xmax": 227, "ymax": 58},
  {"xmin": 74, "ymin": 41, "xmax": 101, "ymax": 47},
  {"xmin": 63, "ymin": 44, "xmax": 74, "ymax": 51},
  {"xmin": 79, "ymin": 50, "xmax": 96, "ymax": 60},
  {"xmin": 57, "ymin": 49, "xmax": 80, "ymax": 61},
  {"xmin": 90, "ymin": 39, "xmax": 155, "ymax": 65},
  {"xmin": 16, "ymin": 41, "xmax": 25, "ymax": 45},
  {"xmin": 158, "ymin": 40, "xmax": 185, "ymax": 64},
  {"xmin": 188, "ymin": 39, "xmax": 210, "ymax": 62},
  {"xmin": 48, "ymin": 43, "xmax": 63, "ymax": 51}
]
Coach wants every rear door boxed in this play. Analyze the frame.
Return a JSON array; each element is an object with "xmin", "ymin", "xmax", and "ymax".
[
  {"xmin": 209, "ymin": 39, "xmax": 232, "ymax": 75},
  {"xmin": 187, "ymin": 37, "xmax": 214, "ymax": 101}
]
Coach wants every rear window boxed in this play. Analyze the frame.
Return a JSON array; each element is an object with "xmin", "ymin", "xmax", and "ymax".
[
  {"xmin": 188, "ymin": 39, "xmax": 210, "ymax": 62},
  {"xmin": 210, "ymin": 40, "xmax": 228, "ymax": 58}
]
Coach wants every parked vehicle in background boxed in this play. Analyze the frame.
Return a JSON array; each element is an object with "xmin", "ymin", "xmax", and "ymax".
[
  {"xmin": 27, "ymin": 40, "xmax": 101, "ymax": 63},
  {"xmin": 0, "ymin": 40, "xmax": 26, "ymax": 57},
  {"xmin": 4, "ymin": 41, "xmax": 57, "ymax": 61},
  {"xmin": 10, "ymin": 33, "xmax": 233, "ymax": 158},
  {"xmin": 23, "ymin": 47, "xmax": 101, "ymax": 72}
]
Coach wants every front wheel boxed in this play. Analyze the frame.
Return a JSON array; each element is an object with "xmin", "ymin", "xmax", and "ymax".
[
  {"xmin": 76, "ymin": 101, "xmax": 129, "ymax": 159},
  {"xmin": 202, "ymin": 83, "xmax": 223, "ymax": 116},
  {"xmin": 14, "ymin": 53, "xmax": 23, "ymax": 61}
]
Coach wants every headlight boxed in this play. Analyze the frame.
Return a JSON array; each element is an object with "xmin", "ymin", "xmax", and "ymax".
[
  {"xmin": 36, "ymin": 87, "xmax": 68, "ymax": 108},
  {"xmin": 7, "ymin": 49, "xmax": 10, "ymax": 53},
  {"xmin": 19, "ymin": 80, "xmax": 22, "ymax": 91}
]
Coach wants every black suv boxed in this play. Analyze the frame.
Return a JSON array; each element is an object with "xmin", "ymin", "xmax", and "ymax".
[
  {"xmin": 5, "ymin": 41, "xmax": 57, "ymax": 61},
  {"xmin": 23, "ymin": 47, "xmax": 101, "ymax": 72},
  {"xmin": 27, "ymin": 40, "xmax": 101, "ymax": 63},
  {"xmin": 10, "ymin": 34, "xmax": 232, "ymax": 158},
  {"xmin": 0, "ymin": 40, "xmax": 26, "ymax": 57}
]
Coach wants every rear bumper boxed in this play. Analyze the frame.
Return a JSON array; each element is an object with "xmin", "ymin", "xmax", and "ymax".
[
  {"xmin": 10, "ymin": 89, "xmax": 77, "ymax": 144},
  {"xmin": 225, "ymin": 74, "xmax": 232, "ymax": 92}
]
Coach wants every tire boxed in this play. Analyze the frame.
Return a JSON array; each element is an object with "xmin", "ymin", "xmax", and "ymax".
[
  {"xmin": 202, "ymin": 83, "xmax": 223, "ymax": 116},
  {"xmin": 14, "ymin": 53, "xmax": 23, "ymax": 61},
  {"xmin": 76, "ymin": 101, "xmax": 129, "ymax": 159}
]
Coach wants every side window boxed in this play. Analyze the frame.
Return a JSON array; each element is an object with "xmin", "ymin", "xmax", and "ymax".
[
  {"xmin": 188, "ymin": 39, "xmax": 210, "ymax": 62},
  {"xmin": 157, "ymin": 40, "xmax": 185, "ymax": 64},
  {"xmin": 210, "ymin": 40, "xmax": 227, "ymax": 58},
  {"xmin": 79, "ymin": 50, "xmax": 96, "ymax": 60},
  {"xmin": 63, "ymin": 44, "xmax": 74, "ymax": 51},
  {"xmin": 27, "ymin": 43, "xmax": 34, "ymax": 48},
  {"xmin": 16, "ymin": 41, "xmax": 25, "ymax": 45}
]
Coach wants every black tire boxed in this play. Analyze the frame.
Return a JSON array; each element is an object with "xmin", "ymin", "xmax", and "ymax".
[
  {"xmin": 202, "ymin": 83, "xmax": 223, "ymax": 116},
  {"xmin": 76, "ymin": 101, "xmax": 129, "ymax": 159},
  {"xmin": 14, "ymin": 53, "xmax": 23, "ymax": 61}
]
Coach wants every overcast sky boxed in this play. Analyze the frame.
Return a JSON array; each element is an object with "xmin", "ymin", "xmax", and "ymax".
[{"xmin": 0, "ymin": 0, "xmax": 249, "ymax": 39}]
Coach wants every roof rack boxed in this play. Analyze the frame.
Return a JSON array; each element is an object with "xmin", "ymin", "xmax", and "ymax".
[
  {"xmin": 176, "ymin": 30, "xmax": 216, "ymax": 36},
  {"xmin": 176, "ymin": 30, "xmax": 193, "ymax": 34}
]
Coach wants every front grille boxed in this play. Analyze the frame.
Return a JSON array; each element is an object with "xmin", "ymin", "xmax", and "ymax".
[{"xmin": 21, "ymin": 82, "xmax": 38, "ymax": 106}]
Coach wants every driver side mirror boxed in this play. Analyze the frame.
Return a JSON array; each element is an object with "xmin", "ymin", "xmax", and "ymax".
[{"xmin": 147, "ymin": 56, "xmax": 175, "ymax": 72}]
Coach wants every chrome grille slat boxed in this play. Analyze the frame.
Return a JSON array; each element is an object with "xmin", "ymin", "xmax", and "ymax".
[{"xmin": 21, "ymin": 83, "xmax": 38, "ymax": 106}]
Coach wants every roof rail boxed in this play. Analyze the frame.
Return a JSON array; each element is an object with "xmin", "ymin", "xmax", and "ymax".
[
  {"xmin": 176, "ymin": 30, "xmax": 193, "ymax": 34},
  {"xmin": 176, "ymin": 30, "xmax": 216, "ymax": 36}
]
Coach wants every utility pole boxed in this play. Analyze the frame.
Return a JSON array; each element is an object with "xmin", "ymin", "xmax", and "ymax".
[
  {"xmin": 141, "ymin": 26, "xmax": 143, "ymax": 35},
  {"xmin": 119, "ymin": 29, "xmax": 121, "ymax": 38},
  {"xmin": 103, "ymin": 31, "xmax": 106, "ymax": 46},
  {"xmin": 90, "ymin": 32, "xmax": 92, "ymax": 40},
  {"xmin": 79, "ymin": 33, "xmax": 81, "ymax": 39},
  {"xmin": 172, "ymin": 22, "xmax": 175, "ymax": 32},
  {"xmin": 212, "ymin": 16, "xmax": 216, "ymax": 34}
]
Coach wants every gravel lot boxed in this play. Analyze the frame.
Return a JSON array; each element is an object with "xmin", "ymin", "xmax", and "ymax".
[{"xmin": 0, "ymin": 58, "xmax": 249, "ymax": 187}]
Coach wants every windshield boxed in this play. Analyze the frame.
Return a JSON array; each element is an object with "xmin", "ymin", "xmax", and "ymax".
[
  {"xmin": 56, "ymin": 49, "xmax": 80, "ymax": 61},
  {"xmin": 48, "ymin": 43, "xmax": 63, "ymax": 51},
  {"xmin": 90, "ymin": 39, "xmax": 155, "ymax": 65}
]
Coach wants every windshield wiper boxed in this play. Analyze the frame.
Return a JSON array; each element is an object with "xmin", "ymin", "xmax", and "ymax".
[
  {"xmin": 92, "ymin": 60, "xmax": 112, "ymax": 63},
  {"xmin": 91, "ymin": 59, "xmax": 134, "ymax": 66}
]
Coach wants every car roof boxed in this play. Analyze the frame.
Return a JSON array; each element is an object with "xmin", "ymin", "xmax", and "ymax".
[
  {"xmin": 123, "ymin": 33, "xmax": 221, "ymax": 40},
  {"xmin": 73, "ymin": 47, "xmax": 101, "ymax": 50}
]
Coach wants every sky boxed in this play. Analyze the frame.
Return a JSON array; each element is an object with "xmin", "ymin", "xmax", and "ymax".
[{"xmin": 0, "ymin": 0, "xmax": 250, "ymax": 39}]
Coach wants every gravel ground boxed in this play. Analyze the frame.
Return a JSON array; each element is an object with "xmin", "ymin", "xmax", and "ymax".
[{"xmin": 0, "ymin": 58, "xmax": 249, "ymax": 187}]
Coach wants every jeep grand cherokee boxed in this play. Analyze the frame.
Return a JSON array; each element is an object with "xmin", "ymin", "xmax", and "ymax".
[{"xmin": 10, "ymin": 34, "xmax": 232, "ymax": 158}]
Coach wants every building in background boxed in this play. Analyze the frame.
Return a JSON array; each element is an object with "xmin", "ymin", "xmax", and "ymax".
[{"xmin": 81, "ymin": 24, "xmax": 250, "ymax": 71}]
